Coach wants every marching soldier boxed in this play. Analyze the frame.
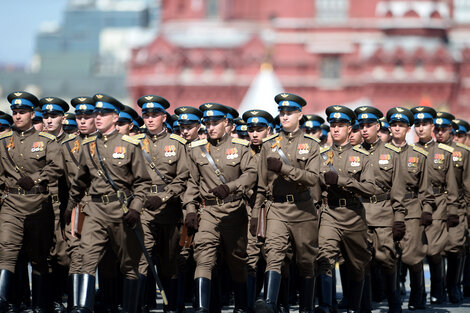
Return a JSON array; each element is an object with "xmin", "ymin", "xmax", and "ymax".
[
  {"xmin": 175, "ymin": 106, "xmax": 203, "ymax": 143},
  {"xmin": 183, "ymin": 103, "xmax": 257, "ymax": 313},
  {"xmin": 315, "ymin": 105, "xmax": 375, "ymax": 313},
  {"xmin": 135, "ymin": 95, "xmax": 189, "ymax": 313},
  {"xmin": 301, "ymin": 114, "xmax": 324, "ymax": 139},
  {"xmin": 234, "ymin": 118, "xmax": 250, "ymax": 141},
  {"xmin": 64, "ymin": 94, "xmax": 152, "ymax": 313},
  {"xmin": 116, "ymin": 105, "xmax": 139, "ymax": 135},
  {"xmin": 378, "ymin": 117, "xmax": 392, "ymax": 143},
  {"xmin": 410, "ymin": 106, "xmax": 460, "ymax": 305},
  {"xmin": 252, "ymin": 93, "xmax": 320, "ymax": 313},
  {"xmin": 349, "ymin": 120, "xmax": 363, "ymax": 146},
  {"xmin": 0, "ymin": 112, "xmax": 13, "ymax": 135},
  {"xmin": 63, "ymin": 113, "xmax": 78, "ymax": 135},
  {"xmin": 225, "ymin": 105, "xmax": 239, "ymax": 137},
  {"xmin": 353, "ymin": 106, "xmax": 402, "ymax": 313},
  {"xmin": 0, "ymin": 91, "xmax": 63, "ymax": 313}
]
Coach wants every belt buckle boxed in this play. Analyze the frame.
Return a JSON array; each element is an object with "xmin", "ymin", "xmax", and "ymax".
[
  {"xmin": 52, "ymin": 194, "xmax": 59, "ymax": 203},
  {"xmin": 17, "ymin": 187, "xmax": 25, "ymax": 195},
  {"xmin": 101, "ymin": 195, "xmax": 110, "ymax": 205},
  {"xmin": 339, "ymin": 198, "xmax": 347, "ymax": 207},
  {"xmin": 150, "ymin": 185, "xmax": 158, "ymax": 193},
  {"xmin": 286, "ymin": 194, "xmax": 295, "ymax": 203},
  {"xmin": 216, "ymin": 197, "xmax": 225, "ymax": 205},
  {"xmin": 214, "ymin": 169, "xmax": 221, "ymax": 177},
  {"xmin": 369, "ymin": 195, "xmax": 377, "ymax": 204}
]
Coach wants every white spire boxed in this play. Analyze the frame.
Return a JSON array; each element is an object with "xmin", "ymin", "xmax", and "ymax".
[{"xmin": 238, "ymin": 63, "xmax": 284, "ymax": 118}]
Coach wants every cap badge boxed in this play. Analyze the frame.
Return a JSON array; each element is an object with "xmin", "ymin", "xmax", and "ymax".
[
  {"xmin": 96, "ymin": 102, "xmax": 103, "ymax": 108},
  {"xmin": 14, "ymin": 92, "xmax": 22, "ymax": 97},
  {"xmin": 144, "ymin": 96, "xmax": 153, "ymax": 101},
  {"xmin": 252, "ymin": 117, "xmax": 259, "ymax": 123},
  {"xmin": 78, "ymin": 97, "xmax": 86, "ymax": 102},
  {"xmin": 396, "ymin": 108, "xmax": 404, "ymax": 112}
]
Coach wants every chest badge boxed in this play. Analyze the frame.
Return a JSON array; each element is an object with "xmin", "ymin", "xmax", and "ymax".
[
  {"xmin": 434, "ymin": 153, "xmax": 444, "ymax": 164},
  {"xmin": 31, "ymin": 141, "xmax": 44, "ymax": 152},
  {"xmin": 379, "ymin": 154, "xmax": 390, "ymax": 165},
  {"xmin": 453, "ymin": 151, "xmax": 462, "ymax": 162},
  {"xmin": 113, "ymin": 146, "xmax": 126, "ymax": 159},
  {"xmin": 298, "ymin": 143, "xmax": 309, "ymax": 154},
  {"xmin": 349, "ymin": 156, "xmax": 361, "ymax": 167},
  {"xmin": 408, "ymin": 156, "xmax": 419, "ymax": 167},
  {"xmin": 164, "ymin": 145, "xmax": 176, "ymax": 157},
  {"xmin": 226, "ymin": 147, "xmax": 239, "ymax": 160}
]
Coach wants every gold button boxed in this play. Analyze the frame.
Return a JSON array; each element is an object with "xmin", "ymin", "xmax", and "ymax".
[
  {"xmin": 169, "ymin": 160, "xmax": 172, "ymax": 164},
  {"xmin": 118, "ymin": 162, "xmax": 121, "ymax": 165}
]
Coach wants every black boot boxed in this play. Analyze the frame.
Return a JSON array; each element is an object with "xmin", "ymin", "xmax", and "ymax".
[
  {"xmin": 247, "ymin": 275, "xmax": 257, "ymax": 313},
  {"xmin": 254, "ymin": 271, "xmax": 280, "ymax": 313},
  {"xmin": 408, "ymin": 265, "xmax": 425, "ymax": 310},
  {"xmin": 122, "ymin": 279, "xmax": 139, "ymax": 313},
  {"xmin": 32, "ymin": 274, "xmax": 50, "ymax": 313},
  {"xmin": 429, "ymin": 258, "xmax": 445, "ymax": 304},
  {"xmin": 298, "ymin": 277, "xmax": 314, "ymax": 313},
  {"xmin": 383, "ymin": 270, "xmax": 401, "ymax": 313},
  {"xmin": 176, "ymin": 274, "xmax": 186, "ymax": 313},
  {"xmin": 51, "ymin": 265, "xmax": 68, "ymax": 313},
  {"xmin": 194, "ymin": 277, "xmax": 211, "ymax": 313},
  {"xmin": 347, "ymin": 279, "xmax": 364, "ymax": 313},
  {"xmin": 457, "ymin": 254, "xmax": 466, "ymax": 302},
  {"xmin": 359, "ymin": 275, "xmax": 370, "ymax": 313},
  {"xmin": 446, "ymin": 252, "xmax": 464, "ymax": 304},
  {"xmin": 337, "ymin": 264, "xmax": 348, "ymax": 310},
  {"xmin": 68, "ymin": 274, "xmax": 81, "ymax": 312},
  {"xmin": 137, "ymin": 275, "xmax": 148, "ymax": 313},
  {"xmin": 72, "ymin": 274, "xmax": 95, "ymax": 313},
  {"xmin": 315, "ymin": 274, "xmax": 332, "ymax": 313},
  {"xmin": 0, "ymin": 269, "xmax": 14, "ymax": 313},
  {"xmin": 233, "ymin": 281, "xmax": 248, "ymax": 313},
  {"xmin": 277, "ymin": 276, "xmax": 289, "ymax": 313}
]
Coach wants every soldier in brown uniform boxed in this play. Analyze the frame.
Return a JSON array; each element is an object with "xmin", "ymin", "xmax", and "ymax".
[
  {"xmin": 315, "ymin": 105, "xmax": 375, "ymax": 313},
  {"xmin": 183, "ymin": 103, "xmax": 257, "ymax": 313},
  {"xmin": 116, "ymin": 105, "xmax": 139, "ymax": 135},
  {"xmin": 134, "ymin": 95, "xmax": 189, "ymax": 313},
  {"xmin": 251, "ymin": 93, "xmax": 320, "ymax": 313},
  {"xmin": 0, "ymin": 91, "xmax": 63, "ymax": 313},
  {"xmin": 353, "ymin": 106, "xmax": 403, "ymax": 313},
  {"xmin": 64, "ymin": 94, "xmax": 152, "ymax": 313},
  {"xmin": 410, "ymin": 106, "xmax": 460, "ymax": 305},
  {"xmin": 434, "ymin": 113, "xmax": 470, "ymax": 303},
  {"xmin": 0, "ymin": 113, "xmax": 13, "ymax": 135},
  {"xmin": 301, "ymin": 114, "xmax": 324, "ymax": 140}
]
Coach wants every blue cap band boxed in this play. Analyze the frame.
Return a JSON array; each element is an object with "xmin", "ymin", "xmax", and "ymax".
[
  {"xmin": 381, "ymin": 121, "xmax": 390, "ymax": 129},
  {"xmin": 10, "ymin": 98, "xmax": 34, "ymax": 109},
  {"xmin": 94, "ymin": 101, "xmax": 120, "ymax": 114},
  {"xmin": 433, "ymin": 117, "xmax": 451, "ymax": 126},
  {"xmin": 132, "ymin": 120, "xmax": 139, "ymax": 128},
  {"xmin": 203, "ymin": 109, "xmax": 226, "ymax": 119},
  {"xmin": 389, "ymin": 113, "xmax": 410, "ymax": 125},
  {"xmin": 236, "ymin": 125, "xmax": 248, "ymax": 132},
  {"xmin": 247, "ymin": 116, "xmax": 269, "ymax": 126},
  {"xmin": 0, "ymin": 119, "xmax": 11, "ymax": 126},
  {"xmin": 302, "ymin": 120, "xmax": 321, "ymax": 129},
  {"xmin": 278, "ymin": 100, "xmax": 302, "ymax": 111},
  {"xmin": 42, "ymin": 104, "xmax": 65, "ymax": 113},
  {"xmin": 173, "ymin": 120, "xmax": 180, "ymax": 128},
  {"xmin": 119, "ymin": 112, "xmax": 133, "ymax": 122},
  {"xmin": 75, "ymin": 103, "xmax": 94, "ymax": 113},
  {"xmin": 457, "ymin": 125, "xmax": 467, "ymax": 133},
  {"xmin": 227, "ymin": 113, "xmax": 234, "ymax": 120},
  {"xmin": 321, "ymin": 129, "xmax": 328, "ymax": 137},
  {"xmin": 142, "ymin": 102, "xmax": 166, "ymax": 112},
  {"xmin": 413, "ymin": 112, "xmax": 433, "ymax": 123},
  {"xmin": 63, "ymin": 119, "xmax": 77, "ymax": 126},
  {"xmin": 178, "ymin": 113, "xmax": 201, "ymax": 123},
  {"xmin": 357, "ymin": 113, "xmax": 379, "ymax": 124},
  {"xmin": 34, "ymin": 111, "xmax": 43, "ymax": 119},
  {"xmin": 328, "ymin": 112, "xmax": 352, "ymax": 123}
]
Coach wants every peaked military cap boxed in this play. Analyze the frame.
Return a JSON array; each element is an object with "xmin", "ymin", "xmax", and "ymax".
[
  {"xmin": 434, "ymin": 112, "xmax": 455, "ymax": 127},
  {"xmin": 410, "ymin": 106, "xmax": 436, "ymax": 124},
  {"xmin": 8, "ymin": 91, "xmax": 39, "ymax": 110},
  {"xmin": 242, "ymin": 110, "xmax": 273, "ymax": 127},
  {"xmin": 137, "ymin": 95, "xmax": 170, "ymax": 113},
  {"xmin": 40, "ymin": 97, "xmax": 69, "ymax": 114},
  {"xmin": 171, "ymin": 114, "xmax": 180, "ymax": 129},
  {"xmin": 325, "ymin": 105, "xmax": 356, "ymax": 124},
  {"xmin": 175, "ymin": 106, "xmax": 203, "ymax": 124},
  {"xmin": 63, "ymin": 113, "xmax": 78, "ymax": 128},
  {"xmin": 354, "ymin": 106, "xmax": 383, "ymax": 124},
  {"xmin": 72, "ymin": 96, "xmax": 94, "ymax": 114},
  {"xmin": 452, "ymin": 119, "xmax": 470, "ymax": 134},
  {"xmin": 93, "ymin": 94, "xmax": 124, "ymax": 113},
  {"xmin": 0, "ymin": 112, "xmax": 13, "ymax": 127},
  {"xmin": 302, "ymin": 114, "xmax": 324, "ymax": 129},
  {"xmin": 199, "ymin": 103, "xmax": 229, "ymax": 122},
  {"xmin": 224, "ymin": 105, "xmax": 239, "ymax": 121},
  {"xmin": 275, "ymin": 92, "xmax": 306, "ymax": 111},
  {"xmin": 33, "ymin": 107, "xmax": 43, "ymax": 122},
  {"xmin": 378, "ymin": 117, "xmax": 389, "ymax": 130},
  {"xmin": 386, "ymin": 107, "xmax": 414, "ymax": 126},
  {"xmin": 119, "ymin": 105, "xmax": 139, "ymax": 123}
]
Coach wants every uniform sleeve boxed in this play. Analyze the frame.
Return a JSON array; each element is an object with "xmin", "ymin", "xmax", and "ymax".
[
  {"xmin": 68, "ymin": 148, "xmax": 92, "ymax": 208},
  {"xmin": 128, "ymin": 144, "xmax": 152, "ymax": 212},
  {"xmin": 463, "ymin": 150, "xmax": 470, "ymax": 214},
  {"xmin": 418, "ymin": 156, "xmax": 434, "ymax": 215},
  {"xmin": 225, "ymin": 145, "xmax": 257, "ymax": 194},
  {"xmin": 158, "ymin": 143, "xmax": 190, "ymax": 203},
  {"xmin": 182, "ymin": 149, "xmax": 201, "ymax": 214},
  {"xmin": 31, "ymin": 139, "xmax": 63, "ymax": 186},
  {"xmin": 278, "ymin": 140, "xmax": 320, "ymax": 187},
  {"xmin": 252, "ymin": 145, "xmax": 269, "ymax": 219},
  {"xmin": 390, "ymin": 154, "xmax": 406, "ymax": 222},
  {"xmin": 337, "ymin": 154, "xmax": 376, "ymax": 196},
  {"xmin": 445, "ymin": 152, "xmax": 460, "ymax": 216}
]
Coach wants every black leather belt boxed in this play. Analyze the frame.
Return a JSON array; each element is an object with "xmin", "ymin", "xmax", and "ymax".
[
  {"xmin": 149, "ymin": 184, "xmax": 165, "ymax": 194},
  {"xmin": 361, "ymin": 193, "xmax": 390, "ymax": 204},
  {"xmin": 91, "ymin": 191, "xmax": 132, "ymax": 204},
  {"xmin": 328, "ymin": 197, "xmax": 361, "ymax": 208},
  {"xmin": 272, "ymin": 191, "xmax": 311, "ymax": 203},
  {"xmin": 5, "ymin": 186, "xmax": 47, "ymax": 195},
  {"xmin": 404, "ymin": 191, "xmax": 418, "ymax": 200},
  {"xmin": 203, "ymin": 194, "xmax": 243, "ymax": 206},
  {"xmin": 432, "ymin": 186, "xmax": 446, "ymax": 195}
]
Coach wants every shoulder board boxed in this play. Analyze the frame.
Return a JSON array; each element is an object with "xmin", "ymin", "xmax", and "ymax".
[
  {"xmin": 0, "ymin": 130, "xmax": 13, "ymax": 140},
  {"xmin": 38, "ymin": 132, "xmax": 56, "ymax": 141},
  {"xmin": 232, "ymin": 138, "xmax": 249, "ymax": 146},
  {"xmin": 412, "ymin": 145, "xmax": 428, "ymax": 157},
  {"xmin": 320, "ymin": 145, "xmax": 331, "ymax": 154},
  {"xmin": 189, "ymin": 139, "xmax": 208, "ymax": 148},
  {"xmin": 61, "ymin": 134, "xmax": 77, "ymax": 144},
  {"xmin": 438, "ymin": 143, "xmax": 454, "ymax": 153},
  {"xmin": 456, "ymin": 142, "xmax": 470, "ymax": 151},
  {"xmin": 170, "ymin": 134, "xmax": 187, "ymax": 145},
  {"xmin": 81, "ymin": 136, "xmax": 97, "ymax": 145},
  {"xmin": 122, "ymin": 135, "xmax": 140, "ymax": 145},
  {"xmin": 384, "ymin": 143, "xmax": 401, "ymax": 153},
  {"xmin": 304, "ymin": 133, "xmax": 321, "ymax": 143},
  {"xmin": 132, "ymin": 133, "xmax": 146, "ymax": 140},
  {"xmin": 353, "ymin": 145, "xmax": 370, "ymax": 155},
  {"xmin": 262, "ymin": 133, "xmax": 279, "ymax": 143}
]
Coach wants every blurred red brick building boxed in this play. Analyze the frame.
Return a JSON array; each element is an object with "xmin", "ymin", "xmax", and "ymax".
[{"xmin": 128, "ymin": 0, "xmax": 470, "ymax": 118}]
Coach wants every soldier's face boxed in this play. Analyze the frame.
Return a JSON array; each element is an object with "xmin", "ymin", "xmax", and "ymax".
[
  {"xmin": 43, "ymin": 113, "xmax": 65, "ymax": 133},
  {"xmin": 205, "ymin": 118, "xmax": 228, "ymax": 139},
  {"xmin": 378, "ymin": 129, "xmax": 392, "ymax": 142},
  {"xmin": 180, "ymin": 123, "xmax": 200, "ymax": 141},
  {"xmin": 304, "ymin": 128, "xmax": 322, "ymax": 138},
  {"xmin": 76, "ymin": 114, "xmax": 96, "ymax": 135},
  {"xmin": 279, "ymin": 109, "xmax": 302, "ymax": 132},
  {"xmin": 12, "ymin": 109, "xmax": 34, "ymax": 130},
  {"xmin": 143, "ymin": 111, "xmax": 166, "ymax": 133},
  {"xmin": 330, "ymin": 122, "xmax": 352, "ymax": 144},
  {"xmin": 33, "ymin": 121, "xmax": 44, "ymax": 131},
  {"xmin": 389, "ymin": 122, "xmax": 409, "ymax": 141},
  {"xmin": 116, "ymin": 121, "xmax": 132, "ymax": 135},
  {"xmin": 453, "ymin": 133, "xmax": 467, "ymax": 144},
  {"xmin": 359, "ymin": 122, "xmax": 380, "ymax": 143},
  {"xmin": 248, "ymin": 126, "xmax": 270, "ymax": 145},
  {"xmin": 349, "ymin": 129, "xmax": 363, "ymax": 145},
  {"xmin": 414, "ymin": 121, "xmax": 433, "ymax": 141},
  {"xmin": 433, "ymin": 126, "xmax": 452, "ymax": 143},
  {"xmin": 95, "ymin": 112, "xmax": 118, "ymax": 133}
]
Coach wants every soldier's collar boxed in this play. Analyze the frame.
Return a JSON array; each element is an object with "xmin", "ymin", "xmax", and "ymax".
[
  {"xmin": 148, "ymin": 128, "xmax": 167, "ymax": 141},
  {"xmin": 332, "ymin": 142, "xmax": 352, "ymax": 152},
  {"xmin": 14, "ymin": 126, "xmax": 35, "ymax": 137},
  {"xmin": 362, "ymin": 138, "xmax": 380, "ymax": 151},
  {"xmin": 417, "ymin": 138, "xmax": 434, "ymax": 148},
  {"xmin": 282, "ymin": 128, "xmax": 302, "ymax": 139},
  {"xmin": 98, "ymin": 129, "xmax": 119, "ymax": 142},
  {"xmin": 208, "ymin": 133, "xmax": 229, "ymax": 146},
  {"xmin": 80, "ymin": 130, "xmax": 97, "ymax": 139},
  {"xmin": 250, "ymin": 143, "xmax": 262, "ymax": 154}
]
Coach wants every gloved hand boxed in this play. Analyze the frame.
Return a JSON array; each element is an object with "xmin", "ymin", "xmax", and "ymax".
[
  {"xmin": 267, "ymin": 157, "xmax": 283, "ymax": 173},
  {"xmin": 447, "ymin": 214, "xmax": 459, "ymax": 228},
  {"xmin": 209, "ymin": 184, "xmax": 230, "ymax": 200},
  {"xmin": 185, "ymin": 212, "xmax": 199, "ymax": 232},
  {"xmin": 324, "ymin": 171, "xmax": 339, "ymax": 185},
  {"xmin": 17, "ymin": 176, "xmax": 35, "ymax": 191},
  {"xmin": 249, "ymin": 218, "xmax": 258, "ymax": 237},
  {"xmin": 420, "ymin": 212, "xmax": 432, "ymax": 227},
  {"xmin": 123, "ymin": 209, "xmax": 140, "ymax": 228},
  {"xmin": 392, "ymin": 221, "xmax": 406, "ymax": 241},
  {"xmin": 145, "ymin": 196, "xmax": 163, "ymax": 211}
]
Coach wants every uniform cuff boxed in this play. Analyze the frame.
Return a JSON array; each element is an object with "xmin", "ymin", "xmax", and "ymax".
[
  {"xmin": 186, "ymin": 203, "xmax": 197, "ymax": 214},
  {"xmin": 394, "ymin": 212, "xmax": 405, "ymax": 223}
]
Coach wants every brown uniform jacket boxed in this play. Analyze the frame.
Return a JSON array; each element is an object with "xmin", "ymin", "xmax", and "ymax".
[
  {"xmin": 61, "ymin": 133, "xmax": 92, "ymax": 185},
  {"xmin": 0, "ymin": 127, "xmax": 62, "ymax": 215},
  {"xmin": 183, "ymin": 133, "xmax": 257, "ymax": 218},
  {"xmin": 449, "ymin": 141, "xmax": 470, "ymax": 215},
  {"xmin": 416, "ymin": 140, "xmax": 459, "ymax": 218},
  {"xmin": 253, "ymin": 129, "xmax": 320, "ymax": 222},
  {"xmin": 67, "ymin": 130, "xmax": 151, "ymax": 221},
  {"xmin": 134, "ymin": 131, "xmax": 189, "ymax": 223},
  {"xmin": 319, "ymin": 143, "xmax": 376, "ymax": 231}
]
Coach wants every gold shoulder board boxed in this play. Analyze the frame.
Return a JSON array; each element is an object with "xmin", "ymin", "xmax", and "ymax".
[
  {"xmin": 384, "ymin": 143, "xmax": 401, "ymax": 153},
  {"xmin": 122, "ymin": 135, "xmax": 140, "ymax": 145},
  {"xmin": 189, "ymin": 139, "xmax": 208, "ymax": 148},
  {"xmin": 38, "ymin": 132, "xmax": 56, "ymax": 141},
  {"xmin": 304, "ymin": 133, "xmax": 320, "ymax": 143},
  {"xmin": 232, "ymin": 138, "xmax": 249, "ymax": 146},
  {"xmin": 438, "ymin": 143, "xmax": 454, "ymax": 153},
  {"xmin": 132, "ymin": 133, "xmax": 146, "ymax": 140},
  {"xmin": 456, "ymin": 142, "xmax": 470, "ymax": 151},
  {"xmin": 353, "ymin": 145, "xmax": 370, "ymax": 155},
  {"xmin": 412, "ymin": 145, "xmax": 428, "ymax": 157},
  {"xmin": 262, "ymin": 133, "xmax": 279, "ymax": 143},
  {"xmin": 81, "ymin": 135, "xmax": 97, "ymax": 145},
  {"xmin": 0, "ymin": 131, "xmax": 13, "ymax": 140},
  {"xmin": 170, "ymin": 134, "xmax": 187, "ymax": 145},
  {"xmin": 61, "ymin": 134, "xmax": 77, "ymax": 144},
  {"xmin": 320, "ymin": 146, "xmax": 331, "ymax": 154}
]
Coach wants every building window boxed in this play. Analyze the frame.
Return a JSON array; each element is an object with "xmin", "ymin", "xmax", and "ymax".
[
  {"xmin": 320, "ymin": 56, "xmax": 341, "ymax": 80},
  {"xmin": 315, "ymin": 0, "xmax": 349, "ymax": 21},
  {"xmin": 455, "ymin": 0, "xmax": 470, "ymax": 22},
  {"xmin": 206, "ymin": 0, "xmax": 218, "ymax": 18}
]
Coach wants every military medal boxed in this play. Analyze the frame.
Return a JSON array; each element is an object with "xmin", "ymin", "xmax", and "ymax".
[
  {"xmin": 226, "ymin": 147, "xmax": 238, "ymax": 160},
  {"xmin": 31, "ymin": 141, "xmax": 44, "ymax": 152},
  {"xmin": 113, "ymin": 146, "xmax": 126, "ymax": 159},
  {"xmin": 408, "ymin": 156, "xmax": 418, "ymax": 167},
  {"xmin": 164, "ymin": 145, "xmax": 176, "ymax": 157},
  {"xmin": 453, "ymin": 151, "xmax": 462, "ymax": 162},
  {"xmin": 434, "ymin": 153, "xmax": 444, "ymax": 164},
  {"xmin": 349, "ymin": 156, "xmax": 360, "ymax": 167},
  {"xmin": 379, "ymin": 154, "xmax": 390, "ymax": 165},
  {"xmin": 298, "ymin": 143, "xmax": 309, "ymax": 155}
]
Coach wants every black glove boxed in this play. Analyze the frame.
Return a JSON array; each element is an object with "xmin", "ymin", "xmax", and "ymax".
[
  {"xmin": 392, "ymin": 221, "xmax": 406, "ymax": 241},
  {"xmin": 468, "ymin": 215, "xmax": 470, "ymax": 228},
  {"xmin": 17, "ymin": 176, "xmax": 35, "ymax": 191},
  {"xmin": 324, "ymin": 171, "xmax": 339, "ymax": 185},
  {"xmin": 420, "ymin": 212, "xmax": 432, "ymax": 227},
  {"xmin": 249, "ymin": 218, "xmax": 258, "ymax": 237},
  {"xmin": 145, "ymin": 196, "xmax": 163, "ymax": 211},
  {"xmin": 267, "ymin": 157, "xmax": 283, "ymax": 173},
  {"xmin": 209, "ymin": 184, "xmax": 230, "ymax": 200},
  {"xmin": 447, "ymin": 214, "xmax": 459, "ymax": 228},
  {"xmin": 185, "ymin": 212, "xmax": 199, "ymax": 232},
  {"xmin": 123, "ymin": 209, "xmax": 140, "ymax": 228}
]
